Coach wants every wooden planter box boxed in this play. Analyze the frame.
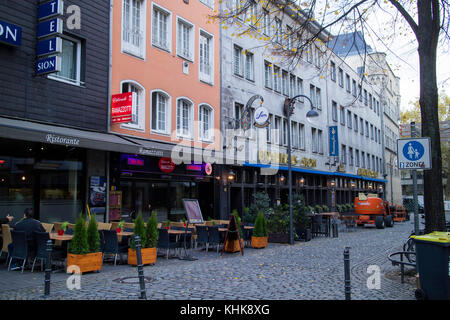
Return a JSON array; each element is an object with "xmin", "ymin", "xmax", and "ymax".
[
  {"xmin": 268, "ymin": 233, "xmax": 290, "ymax": 243},
  {"xmin": 128, "ymin": 247, "xmax": 157, "ymax": 266},
  {"xmin": 251, "ymin": 236, "xmax": 268, "ymax": 249},
  {"xmin": 224, "ymin": 239, "xmax": 244, "ymax": 253},
  {"xmin": 66, "ymin": 252, "xmax": 103, "ymax": 274}
]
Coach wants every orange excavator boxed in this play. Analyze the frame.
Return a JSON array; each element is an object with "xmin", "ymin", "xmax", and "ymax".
[{"xmin": 354, "ymin": 193, "xmax": 394, "ymax": 229}]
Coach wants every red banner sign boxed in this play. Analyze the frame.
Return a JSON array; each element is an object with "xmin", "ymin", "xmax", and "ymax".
[
  {"xmin": 111, "ymin": 92, "xmax": 135, "ymax": 123},
  {"xmin": 159, "ymin": 157, "xmax": 175, "ymax": 173}
]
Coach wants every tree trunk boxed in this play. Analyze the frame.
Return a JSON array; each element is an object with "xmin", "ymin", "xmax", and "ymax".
[{"xmin": 417, "ymin": 0, "xmax": 446, "ymax": 233}]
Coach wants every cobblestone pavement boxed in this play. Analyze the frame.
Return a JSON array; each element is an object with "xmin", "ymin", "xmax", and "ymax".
[{"xmin": 0, "ymin": 220, "xmax": 416, "ymax": 300}]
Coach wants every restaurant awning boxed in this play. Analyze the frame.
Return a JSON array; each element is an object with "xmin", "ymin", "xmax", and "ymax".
[{"xmin": 0, "ymin": 117, "xmax": 140, "ymax": 154}]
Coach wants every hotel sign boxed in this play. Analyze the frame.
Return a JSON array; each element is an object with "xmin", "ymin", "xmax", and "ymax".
[
  {"xmin": 38, "ymin": 0, "xmax": 64, "ymax": 20},
  {"xmin": 258, "ymin": 150, "xmax": 317, "ymax": 168},
  {"xmin": 0, "ymin": 19, "xmax": 22, "ymax": 47}
]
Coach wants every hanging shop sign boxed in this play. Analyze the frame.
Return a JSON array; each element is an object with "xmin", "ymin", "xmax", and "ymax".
[
  {"xmin": 329, "ymin": 126, "xmax": 339, "ymax": 157},
  {"xmin": 204, "ymin": 163, "xmax": 213, "ymax": 176},
  {"xmin": 159, "ymin": 157, "xmax": 176, "ymax": 173},
  {"xmin": 0, "ymin": 19, "xmax": 22, "ymax": 47},
  {"xmin": 37, "ymin": 37, "xmax": 62, "ymax": 57},
  {"xmin": 37, "ymin": 18, "xmax": 63, "ymax": 39},
  {"xmin": 36, "ymin": 55, "xmax": 61, "ymax": 75},
  {"xmin": 253, "ymin": 106, "xmax": 269, "ymax": 128},
  {"xmin": 38, "ymin": 0, "xmax": 64, "ymax": 20},
  {"xmin": 111, "ymin": 92, "xmax": 135, "ymax": 124}
]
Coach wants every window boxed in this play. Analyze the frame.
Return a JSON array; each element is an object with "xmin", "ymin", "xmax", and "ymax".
[
  {"xmin": 283, "ymin": 119, "xmax": 288, "ymax": 146},
  {"xmin": 286, "ymin": 26, "xmax": 292, "ymax": 50},
  {"xmin": 332, "ymin": 101, "xmax": 338, "ymax": 122},
  {"xmin": 318, "ymin": 129, "xmax": 323, "ymax": 154},
  {"xmin": 338, "ymin": 68, "xmax": 344, "ymax": 87},
  {"xmin": 312, "ymin": 128, "xmax": 318, "ymax": 153},
  {"xmin": 199, "ymin": 30, "xmax": 213, "ymax": 83},
  {"xmin": 374, "ymin": 126, "xmax": 377, "ymax": 143},
  {"xmin": 296, "ymin": 77, "xmax": 304, "ymax": 102},
  {"xmin": 349, "ymin": 147, "xmax": 353, "ymax": 166},
  {"xmin": 273, "ymin": 65, "xmax": 280, "ymax": 92},
  {"xmin": 121, "ymin": 81, "xmax": 145, "ymax": 131},
  {"xmin": 330, "ymin": 61, "xmax": 336, "ymax": 81},
  {"xmin": 340, "ymin": 106, "xmax": 345, "ymax": 126},
  {"xmin": 370, "ymin": 124, "xmax": 374, "ymax": 140},
  {"xmin": 292, "ymin": 122, "xmax": 298, "ymax": 148},
  {"xmin": 234, "ymin": 102, "xmax": 244, "ymax": 130},
  {"xmin": 347, "ymin": 110, "xmax": 352, "ymax": 129},
  {"xmin": 310, "ymin": 85, "xmax": 316, "ymax": 108},
  {"xmin": 341, "ymin": 145, "xmax": 346, "ymax": 164},
  {"xmin": 367, "ymin": 154, "xmax": 371, "ymax": 170},
  {"xmin": 122, "ymin": 0, "xmax": 145, "ymax": 58},
  {"xmin": 364, "ymin": 89, "xmax": 368, "ymax": 106},
  {"xmin": 290, "ymin": 74, "xmax": 296, "ymax": 98},
  {"xmin": 266, "ymin": 114, "xmax": 272, "ymax": 143},
  {"xmin": 199, "ymin": 104, "xmax": 213, "ymax": 141},
  {"xmin": 233, "ymin": 45, "xmax": 243, "ymax": 76},
  {"xmin": 352, "ymin": 79, "xmax": 357, "ymax": 97},
  {"xmin": 177, "ymin": 18, "xmax": 194, "ymax": 61},
  {"xmin": 282, "ymin": 70, "xmax": 289, "ymax": 96},
  {"xmin": 245, "ymin": 51, "xmax": 254, "ymax": 81},
  {"xmin": 369, "ymin": 93, "xmax": 373, "ymax": 109},
  {"xmin": 354, "ymin": 114, "xmax": 358, "ymax": 132},
  {"xmin": 315, "ymin": 87, "xmax": 322, "ymax": 110},
  {"xmin": 264, "ymin": 61, "xmax": 272, "ymax": 88},
  {"xmin": 358, "ymin": 85, "xmax": 363, "ymax": 102},
  {"xmin": 274, "ymin": 116, "xmax": 281, "ymax": 145},
  {"xmin": 199, "ymin": 0, "xmax": 214, "ymax": 9},
  {"xmin": 365, "ymin": 121, "xmax": 369, "ymax": 137},
  {"xmin": 152, "ymin": 4, "xmax": 171, "ymax": 51},
  {"xmin": 355, "ymin": 149, "xmax": 360, "ymax": 167},
  {"xmin": 176, "ymin": 98, "xmax": 193, "ymax": 138},
  {"xmin": 274, "ymin": 18, "xmax": 282, "ymax": 44},
  {"xmin": 372, "ymin": 155, "xmax": 376, "ymax": 172},
  {"xmin": 345, "ymin": 74, "xmax": 351, "ymax": 93},
  {"xmin": 299, "ymin": 123, "xmax": 305, "ymax": 150},
  {"xmin": 361, "ymin": 151, "xmax": 365, "ymax": 168},
  {"xmin": 49, "ymin": 36, "xmax": 82, "ymax": 85},
  {"xmin": 245, "ymin": 0, "xmax": 257, "ymax": 27},
  {"xmin": 360, "ymin": 118, "xmax": 364, "ymax": 135},
  {"xmin": 151, "ymin": 91, "xmax": 170, "ymax": 134}
]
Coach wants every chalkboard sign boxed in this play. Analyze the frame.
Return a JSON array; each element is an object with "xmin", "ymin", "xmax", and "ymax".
[{"xmin": 182, "ymin": 199, "xmax": 204, "ymax": 224}]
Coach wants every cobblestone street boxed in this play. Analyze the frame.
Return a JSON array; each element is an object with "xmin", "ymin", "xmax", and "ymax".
[{"xmin": 0, "ymin": 220, "xmax": 417, "ymax": 300}]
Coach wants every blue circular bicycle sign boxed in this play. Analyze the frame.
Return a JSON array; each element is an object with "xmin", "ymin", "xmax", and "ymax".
[{"xmin": 402, "ymin": 141, "xmax": 424, "ymax": 161}]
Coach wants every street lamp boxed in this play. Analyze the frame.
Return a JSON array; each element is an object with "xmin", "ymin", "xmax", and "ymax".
[{"xmin": 284, "ymin": 95, "xmax": 319, "ymax": 245}]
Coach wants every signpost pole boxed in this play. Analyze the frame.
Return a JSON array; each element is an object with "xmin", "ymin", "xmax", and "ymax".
[{"xmin": 411, "ymin": 122, "xmax": 420, "ymax": 235}]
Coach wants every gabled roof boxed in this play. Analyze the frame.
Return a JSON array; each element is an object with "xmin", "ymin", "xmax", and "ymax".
[{"xmin": 328, "ymin": 31, "xmax": 373, "ymax": 56}]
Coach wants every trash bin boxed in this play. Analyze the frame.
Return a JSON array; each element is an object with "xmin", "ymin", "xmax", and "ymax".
[{"xmin": 410, "ymin": 232, "xmax": 450, "ymax": 300}]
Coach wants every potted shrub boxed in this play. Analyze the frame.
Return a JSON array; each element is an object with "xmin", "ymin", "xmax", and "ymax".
[
  {"xmin": 246, "ymin": 192, "xmax": 271, "ymax": 224},
  {"xmin": 224, "ymin": 211, "xmax": 244, "ymax": 252},
  {"xmin": 267, "ymin": 204, "xmax": 290, "ymax": 243},
  {"xmin": 293, "ymin": 195, "xmax": 312, "ymax": 242},
  {"xmin": 251, "ymin": 211, "xmax": 268, "ymax": 248},
  {"xmin": 322, "ymin": 205, "xmax": 330, "ymax": 213},
  {"xmin": 128, "ymin": 212, "xmax": 158, "ymax": 266},
  {"xmin": 67, "ymin": 215, "xmax": 102, "ymax": 274},
  {"xmin": 315, "ymin": 205, "xmax": 323, "ymax": 214}
]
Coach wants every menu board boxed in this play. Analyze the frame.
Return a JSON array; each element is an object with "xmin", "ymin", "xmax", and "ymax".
[{"xmin": 182, "ymin": 199, "xmax": 204, "ymax": 224}]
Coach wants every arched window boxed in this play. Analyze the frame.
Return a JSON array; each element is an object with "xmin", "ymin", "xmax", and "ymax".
[
  {"xmin": 199, "ymin": 104, "xmax": 214, "ymax": 142},
  {"xmin": 151, "ymin": 90, "xmax": 170, "ymax": 134},
  {"xmin": 176, "ymin": 98, "xmax": 193, "ymax": 138},
  {"xmin": 121, "ymin": 81, "xmax": 145, "ymax": 131}
]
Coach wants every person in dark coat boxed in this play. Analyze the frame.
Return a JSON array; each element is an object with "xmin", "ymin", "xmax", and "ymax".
[{"xmin": 9, "ymin": 208, "xmax": 45, "ymax": 265}]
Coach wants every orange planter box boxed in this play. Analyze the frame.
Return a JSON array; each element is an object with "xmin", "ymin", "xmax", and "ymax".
[
  {"xmin": 251, "ymin": 236, "xmax": 268, "ymax": 249},
  {"xmin": 224, "ymin": 239, "xmax": 243, "ymax": 253},
  {"xmin": 127, "ymin": 247, "xmax": 156, "ymax": 266},
  {"xmin": 66, "ymin": 252, "xmax": 103, "ymax": 274}
]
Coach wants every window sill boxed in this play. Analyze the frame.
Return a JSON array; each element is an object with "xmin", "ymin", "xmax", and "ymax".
[
  {"xmin": 177, "ymin": 53, "xmax": 194, "ymax": 63},
  {"xmin": 120, "ymin": 124, "xmax": 145, "ymax": 132},
  {"xmin": 47, "ymin": 75, "xmax": 84, "ymax": 87},
  {"xmin": 152, "ymin": 43, "xmax": 171, "ymax": 54},
  {"xmin": 122, "ymin": 49, "xmax": 145, "ymax": 61}
]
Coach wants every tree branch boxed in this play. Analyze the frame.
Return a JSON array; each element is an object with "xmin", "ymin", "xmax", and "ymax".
[{"xmin": 387, "ymin": 0, "xmax": 419, "ymax": 37}]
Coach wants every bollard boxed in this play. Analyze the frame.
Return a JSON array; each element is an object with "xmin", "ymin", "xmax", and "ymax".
[
  {"xmin": 134, "ymin": 235, "xmax": 147, "ymax": 300},
  {"xmin": 44, "ymin": 239, "xmax": 52, "ymax": 296},
  {"xmin": 344, "ymin": 247, "xmax": 351, "ymax": 300}
]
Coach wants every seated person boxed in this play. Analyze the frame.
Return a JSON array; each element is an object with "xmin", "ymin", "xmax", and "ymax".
[
  {"xmin": 0, "ymin": 214, "xmax": 13, "ymax": 225},
  {"xmin": 10, "ymin": 208, "xmax": 45, "ymax": 260}
]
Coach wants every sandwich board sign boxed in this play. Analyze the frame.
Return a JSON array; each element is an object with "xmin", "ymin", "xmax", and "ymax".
[{"xmin": 397, "ymin": 138, "xmax": 431, "ymax": 170}]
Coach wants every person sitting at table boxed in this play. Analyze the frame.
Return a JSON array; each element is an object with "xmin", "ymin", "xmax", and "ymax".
[
  {"xmin": 0, "ymin": 214, "xmax": 13, "ymax": 225},
  {"xmin": 9, "ymin": 208, "xmax": 45, "ymax": 264}
]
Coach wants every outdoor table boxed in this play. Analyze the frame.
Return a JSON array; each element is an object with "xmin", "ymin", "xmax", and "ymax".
[{"xmin": 49, "ymin": 233, "xmax": 74, "ymax": 241}]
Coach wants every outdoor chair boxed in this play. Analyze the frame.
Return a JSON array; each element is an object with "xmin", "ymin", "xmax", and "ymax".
[
  {"xmin": 31, "ymin": 231, "xmax": 66, "ymax": 272},
  {"xmin": 195, "ymin": 225, "xmax": 209, "ymax": 251},
  {"xmin": 312, "ymin": 215, "xmax": 327, "ymax": 237},
  {"xmin": 41, "ymin": 223, "xmax": 54, "ymax": 233},
  {"xmin": 207, "ymin": 226, "xmax": 222, "ymax": 254},
  {"xmin": 8, "ymin": 230, "xmax": 28, "ymax": 273},
  {"xmin": 157, "ymin": 228, "xmax": 178, "ymax": 259},
  {"xmin": 1, "ymin": 224, "xmax": 12, "ymax": 265},
  {"xmin": 97, "ymin": 222, "xmax": 112, "ymax": 230},
  {"xmin": 100, "ymin": 230, "xmax": 127, "ymax": 265}
]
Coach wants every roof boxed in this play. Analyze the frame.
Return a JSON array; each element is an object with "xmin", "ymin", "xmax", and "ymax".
[{"xmin": 328, "ymin": 31, "xmax": 373, "ymax": 56}]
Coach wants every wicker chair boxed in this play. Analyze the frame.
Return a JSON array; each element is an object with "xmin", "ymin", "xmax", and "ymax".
[
  {"xmin": 41, "ymin": 223, "xmax": 54, "ymax": 233},
  {"xmin": 97, "ymin": 222, "xmax": 112, "ymax": 230}
]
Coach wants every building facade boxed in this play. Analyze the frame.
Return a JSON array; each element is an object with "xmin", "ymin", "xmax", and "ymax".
[
  {"xmin": 109, "ymin": 0, "xmax": 222, "ymax": 222},
  {"xmin": 218, "ymin": 1, "xmax": 385, "ymax": 219},
  {"xmin": 0, "ymin": 0, "xmax": 124, "ymax": 223}
]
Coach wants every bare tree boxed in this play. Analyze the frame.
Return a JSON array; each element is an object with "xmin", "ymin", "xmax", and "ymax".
[{"xmin": 214, "ymin": 0, "xmax": 449, "ymax": 232}]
